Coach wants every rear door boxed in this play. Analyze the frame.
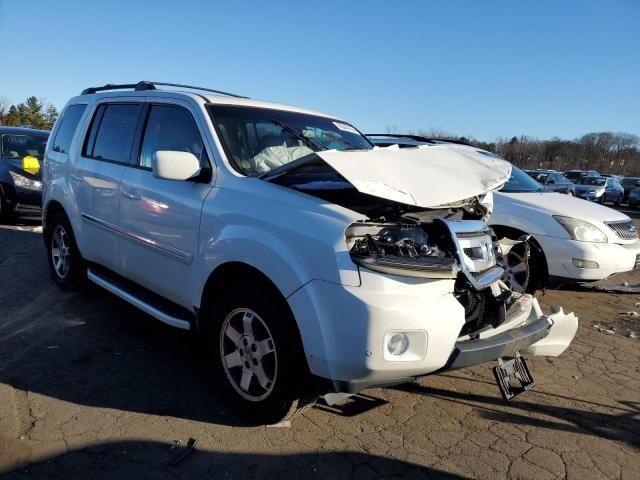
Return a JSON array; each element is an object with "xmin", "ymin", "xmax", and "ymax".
[
  {"xmin": 117, "ymin": 100, "xmax": 214, "ymax": 308},
  {"xmin": 72, "ymin": 101, "xmax": 144, "ymax": 273}
]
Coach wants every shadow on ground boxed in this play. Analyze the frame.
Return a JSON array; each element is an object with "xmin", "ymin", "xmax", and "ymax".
[
  {"xmin": 1, "ymin": 441, "xmax": 462, "ymax": 479},
  {"xmin": 395, "ymin": 381, "xmax": 640, "ymax": 449}
]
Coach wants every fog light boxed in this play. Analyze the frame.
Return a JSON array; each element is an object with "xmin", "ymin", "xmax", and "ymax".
[
  {"xmin": 572, "ymin": 258, "xmax": 599, "ymax": 269},
  {"xmin": 387, "ymin": 333, "xmax": 409, "ymax": 356}
]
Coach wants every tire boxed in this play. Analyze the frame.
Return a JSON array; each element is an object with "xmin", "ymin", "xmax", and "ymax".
[
  {"xmin": 501, "ymin": 235, "xmax": 546, "ymax": 294},
  {"xmin": 504, "ymin": 242, "xmax": 530, "ymax": 294},
  {"xmin": 567, "ymin": 190, "xmax": 574, "ymax": 196},
  {"xmin": 0, "ymin": 189, "xmax": 13, "ymax": 222},
  {"xmin": 598, "ymin": 194, "xmax": 605, "ymax": 205},
  {"xmin": 44, "ymin": 211, "xmax": 86, "ymax": 290},
  {"xmin": 614, "ymin": 194, "xmax": 622, "ymax": 206},
  {"xmin": 202, "ymin": 279, "xmax": 306, "ymax": 424}
]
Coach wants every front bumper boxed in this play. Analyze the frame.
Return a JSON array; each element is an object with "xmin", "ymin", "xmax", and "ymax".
[
  {"xmin": 288, "ymin": 270, "xmax": 577, "ymax": 394},
  {"xmin": 535, "ymin": 234, "xmax": 640, "ymax": 281}
]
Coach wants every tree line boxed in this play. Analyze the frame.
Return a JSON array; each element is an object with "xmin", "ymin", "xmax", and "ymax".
[
  {"xmin": 0, "ymin": 96, "xmax": 59, "ymax": 131},
  {"xmin": 413, "ymin": 129, "xmax": 640, "ymax": 176}
]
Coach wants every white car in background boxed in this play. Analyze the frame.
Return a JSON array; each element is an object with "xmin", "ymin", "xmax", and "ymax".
[
  {"xmin": 366, "ymin": 136, "xmax": 640, "ymax": 293},
  {"xmin": 491, "ymin": 167, "xmax": 640, "ymax": 292}
]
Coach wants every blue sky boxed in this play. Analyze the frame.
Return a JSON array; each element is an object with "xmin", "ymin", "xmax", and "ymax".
[{"xmin": 1, "ymin": 0, "xmax": 638, "ymax": 140}]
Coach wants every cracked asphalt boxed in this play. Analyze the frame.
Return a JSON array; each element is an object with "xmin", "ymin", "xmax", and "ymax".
[{"xmin": 0, "ymin": 212, "xmax": 639, "ymax": 479}]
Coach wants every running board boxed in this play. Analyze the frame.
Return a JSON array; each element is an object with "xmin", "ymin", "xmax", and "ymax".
[{"xmin": 87, "ymin": 268, "xmax": 192, "ymax": 330}]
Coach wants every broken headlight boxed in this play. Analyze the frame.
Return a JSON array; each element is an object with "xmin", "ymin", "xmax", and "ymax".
[{"xmin": 346, "ymin": 222, "xmax": 459, "ymax": 279}]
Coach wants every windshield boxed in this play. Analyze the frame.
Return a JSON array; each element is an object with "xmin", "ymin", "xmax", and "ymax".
[
  {"xmin": 1, "ymin": 133, "xmax": 49, "ymax": 159},
  {"xmin": 500, "ymin": 166, "xmax": 547, "ymax": 193},
  {"xmin": 207, "ymin": 105, "xmax": 372, "ymax": 176},
  {"xmin": 579, "ymin": 177, "xmax": 606, "ymax": 186}
]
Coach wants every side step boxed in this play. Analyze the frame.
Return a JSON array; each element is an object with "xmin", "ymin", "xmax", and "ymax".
[{"xmin": 87, "ymin": 268, "xmax": 193, "ymax": 330}]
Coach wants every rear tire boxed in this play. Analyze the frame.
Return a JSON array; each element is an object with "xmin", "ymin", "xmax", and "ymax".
[
  {"xmin": 44, "ymin": 211, "xmax": 86, "ymax": 290},
  {"xmin": 202, "ymin": 279, "xmax": 306, "ymax": 424}
]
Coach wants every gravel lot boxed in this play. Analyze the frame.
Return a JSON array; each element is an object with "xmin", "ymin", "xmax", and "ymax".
[{"xmin": 0, "ymin": 210, "xmax": 639, "ymax": 479}]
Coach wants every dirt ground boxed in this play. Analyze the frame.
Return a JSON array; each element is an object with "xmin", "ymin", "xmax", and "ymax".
[{"xmin": 0, "ymin": 210, "xmax": 639, "ymax": 479}]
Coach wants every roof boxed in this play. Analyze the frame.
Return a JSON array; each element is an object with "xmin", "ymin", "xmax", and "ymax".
[
  {"xmin": 0, "ymin": 126, "xmax": 50, "ymax": 135},
  {"xmin": 75, "ymin": 81, "xmax": 337, "ymax": 119}
]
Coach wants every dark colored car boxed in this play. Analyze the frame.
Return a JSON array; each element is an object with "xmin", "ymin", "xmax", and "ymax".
[
  {"xmin": 0, "ymin": 126, "xmax": 49, "ymax": 220},
  {"xmin": 524, "ymin": 170, "xmax": 576, "ymax": 195},
  {"xmin": 628, "ymin": 186, "xmax": 640, "ymax": 208},
  {"xmin": 620, "ymin": 177, "xmax": 640, "ymax": 202},
  {"xmin": 574, "ymin": 176, "xmax": 624, "ymax": 205},
  {"xmin": 564, "ymin": 169, "xmax": 600, "ymax": 183}
]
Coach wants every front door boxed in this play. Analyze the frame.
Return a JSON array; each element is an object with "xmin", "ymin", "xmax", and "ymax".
[{"xmin": 117, "ymin": 101, "xmax": 213, "ymax": 308}]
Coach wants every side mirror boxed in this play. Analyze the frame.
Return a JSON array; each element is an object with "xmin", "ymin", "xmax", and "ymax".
[{"xmin": 152, "ymin": 151, "xmax": 201, "ymax": 181}]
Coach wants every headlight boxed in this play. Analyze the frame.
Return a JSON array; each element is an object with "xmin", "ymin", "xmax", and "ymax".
[
  {"xmin": 594, "ymin": 188, "xmax": 605, "ymax": 197},
  {"xmin": 346, "ymin": 222, "xmax": 460, "ymax": 279},
  {"xmin": 553, "ymin": 216, "xmax": 608, "ymax": 243},
  {"xmin": 9, "ymin": 171, "xmax": 42, "ymax": 190}
]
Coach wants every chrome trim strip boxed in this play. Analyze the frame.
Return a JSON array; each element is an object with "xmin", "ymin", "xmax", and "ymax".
[
  {"xmin": 81, "ymin": 213, "xmax": 193, "ymax": 265},
  {"xmin": 87, "ymin": 269, "xmax": 191, "ymax": 330}
]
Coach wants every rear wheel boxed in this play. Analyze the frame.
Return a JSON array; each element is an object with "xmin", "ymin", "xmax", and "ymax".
[
  {"xmin": 203, "ymin": 279, "xmax": 305, "ymax": 424},
  {"xmin": 44, "ymin": 211, "xmax": 86, "ymax": 290}
]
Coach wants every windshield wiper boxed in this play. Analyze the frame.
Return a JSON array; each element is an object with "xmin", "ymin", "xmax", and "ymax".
[
  {"xmin": 268, "ymin": 119, "xmax": 325, "ymax": 152},
  {"xmin": 323, "ymin": 132, "xmax": 367, "ymax": 151}
]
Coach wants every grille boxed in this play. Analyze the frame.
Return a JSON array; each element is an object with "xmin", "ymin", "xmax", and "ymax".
[{"xmin": 605, "ymin": 220, "xmax": 638, "ymax": 240}]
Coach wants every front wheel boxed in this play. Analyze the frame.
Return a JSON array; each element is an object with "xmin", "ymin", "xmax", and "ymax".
[
  {"xmin": 204, "ymin": 280, "xmax": 305, "ymax": 424},
  {"xmin": 0, "ymin": 189, "xmax": 13, "ymax": 222},
  {"xmin": 567, "ymin": 190, "xmax": 574, "ymax": 196}
]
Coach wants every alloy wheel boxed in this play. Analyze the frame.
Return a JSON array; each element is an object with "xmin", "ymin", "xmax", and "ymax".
[
  {"xmin": 220, "ymin": 308, "xmax": 277, "ymax": 402},
  {"xmin": 51, "ymin": 225, "xmax": 71, "ymax": 279},
  {"xmin": 505, "ymin": 248, "xmax": 530, "ymax": 293}
]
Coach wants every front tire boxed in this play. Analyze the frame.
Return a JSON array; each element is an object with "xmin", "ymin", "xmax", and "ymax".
[
  {"xmin": 44, "ymin": 211, "xmax": 86, "ymax": 290},
  {"xmin": 0, "ymin": 189, "xmax": 13, "ymax": 222},
  {"xmin": 203, "ymin": 280, "xmax": 305, "ymax": 424}
]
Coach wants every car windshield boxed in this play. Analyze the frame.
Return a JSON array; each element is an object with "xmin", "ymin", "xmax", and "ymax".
[
  {"xmin": 207, "ymin": 105, "xmax": 372, "ymax": 176},
  {"xmin": 579, "ymin": 177, "xmax": 606, "ymax": 186},
  {"xmin": 1, "ymin": 133, "xmax": 49, "ymax": 159},
  {"xmin": 564, "ymin": 171, "xmax": 582, "ymax": 181},
  {"xmin": 500, "ymin": 166, "xmax": 547, "ymax": 193}
]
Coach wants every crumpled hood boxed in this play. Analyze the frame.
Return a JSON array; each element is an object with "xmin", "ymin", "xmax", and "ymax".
[{"xmin": 315, "ymin": 145, "xmax": 511, "ymax": 208}]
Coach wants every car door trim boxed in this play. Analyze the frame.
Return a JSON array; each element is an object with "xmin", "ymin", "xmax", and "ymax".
[{"xmin": 81, "ymin": 212, "xmax": 193, "ymax": 264}]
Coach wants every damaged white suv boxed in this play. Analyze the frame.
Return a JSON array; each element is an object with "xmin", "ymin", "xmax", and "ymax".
[{"xmin": 42, "ymin": 82, "xmax": 577, "ymax": 422}]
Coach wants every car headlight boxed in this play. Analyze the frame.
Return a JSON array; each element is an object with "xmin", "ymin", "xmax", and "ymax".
[
  {"xmin": 553, "ymin": 216, "xmax": 608, "ymax": 243},
  {"xmin": 9, "ymin": 171, "xmax": 42, "ymax": 190},
  {"xmin": 592, "ymin": 188, "xmax": 605, "ymax": 196}
]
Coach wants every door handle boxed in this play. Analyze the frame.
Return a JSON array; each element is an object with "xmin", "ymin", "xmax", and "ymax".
[
  {"xmin": 120, "ymin": 188, "xmax": 141, "ymax": 201},
  {"xmin": 70, "ymin": 174, "xmax": 84, "ymax": 183}
]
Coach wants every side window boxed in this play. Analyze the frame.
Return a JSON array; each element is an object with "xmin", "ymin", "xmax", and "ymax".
[
  {"xmin": 139, "ymin": 105, "xmax": 204, "ymax": 169},
  {"xmin": 84, "ymin": 103, "xmax": 141, "ymax": 163},
  {"xmin": 51, "ymin": 104, "xmax": 86, "ymax": 154}
]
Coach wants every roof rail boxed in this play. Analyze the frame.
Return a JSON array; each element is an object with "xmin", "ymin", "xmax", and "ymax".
[{"xmin": 81, "ymin": 81, "xmax": 248, "ymax": 98}]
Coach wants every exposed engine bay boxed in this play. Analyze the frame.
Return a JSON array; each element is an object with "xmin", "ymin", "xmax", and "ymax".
[{"xmin": 269, "ymin": 159, "xmax": 518, "ymax": 337}]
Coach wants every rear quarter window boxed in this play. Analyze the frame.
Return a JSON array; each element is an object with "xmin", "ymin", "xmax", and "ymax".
[{"xmin": 51, "ymin": 104, "xmax": 87, "ymax": 154}]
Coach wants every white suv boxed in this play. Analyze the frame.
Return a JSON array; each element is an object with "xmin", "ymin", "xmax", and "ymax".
[{"xmin": 42, "ymin": 82, "xmax": 577, "ymax": 422}]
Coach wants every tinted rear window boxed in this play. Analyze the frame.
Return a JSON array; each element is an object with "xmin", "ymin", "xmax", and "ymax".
[
  {"xmin": 88, "ymin": 104, "xmax": 141, "ymax": 163},
  {"xmin": 51, "ymin": 104, "xmax": 86, "ymax": 154}
]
